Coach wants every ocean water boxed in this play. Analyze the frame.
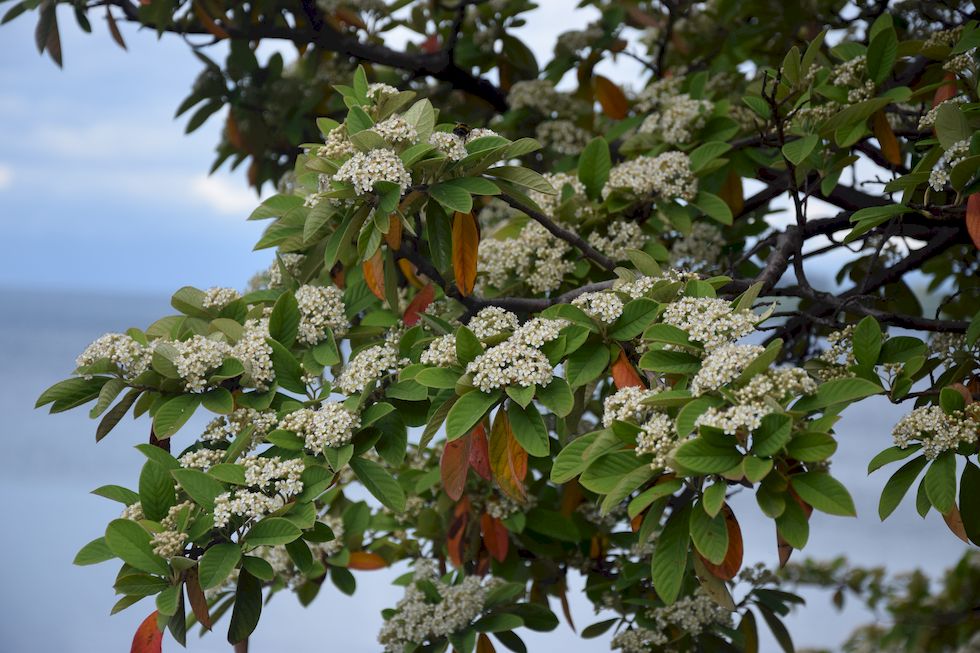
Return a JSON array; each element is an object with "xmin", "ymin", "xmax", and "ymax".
[{"xmin": 0, "ymin": 287, "xmax": 969, "ymax": 652}]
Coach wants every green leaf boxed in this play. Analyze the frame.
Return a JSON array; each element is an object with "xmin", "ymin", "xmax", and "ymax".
[
  {"xmin": 474, "ymin": 613, "xmax": 524, "ymax": 633},
  {"xmin": 153, "ymin": 394, "xmax": 201, "ymax": 439},
  {"xmin": 791, "ymin": 471, "xmax": 856, "ymax": 516},
  {"xmin": 139, "ymin": 460, "xmax": 176, "ymax": 521},
  {"xmin": 429, "ymin": 180, "xmax": 473, "ymax": 214},
  {"xmin": 751, "ymin": 413, "xmax": 793, "ymax": 457},
  {"xmin": 689, "ymin": 504, "xmax": 729, "ymax": 564},
  {"xmin": 36, "ymin": 376, "xmax": 109, "ymax": 412},
  {"xmin": 638, "ymin": 349, "xmax": 701, "ymax": 374},
  {"xmin": 924, "ymin": 451, "xmax": 956, "ymax": 514},
  {"xmin": 781, "ymin": 134, "xmax": 818, "ymax": 166},
  {"xmin": 675, "ymin": 396, "xmax": 722, "ymax": 437},
  {"xmin": 445, "ymin": 390, "xmax": 499, "ymax": 441},
  {"xmin": 775, "ymin": 498, "xmax": 810, "ymax": 549},
  {"xmin": 960, "ymin": 462, "xmax": 980, "ymax": 545},
  {"xmin": 651, "ymin": 504, "xmax": 691, "ymax": 604},
  {"xmin": 537, "ymin": 377, "xmax": 573, "ymax": 417},
  {"xmin": 866, "ymin": 27, "xmax": 898, "ymax": 85},
  {"xmin": 852, "ymin": 316, "xmax": 881, "ymax": 368},
  {"xmin": 268, "ymin": 337, "xmax": 306, "ymax": 393},
  {"xmin": 878, "ymin": 455, "xmax": 928, "ymax": 520},
  {"xmin": 73, "ymin": 537, "xmax": 114, "ymax": 566},
  {"xmin": 935, "ymin": 102, "xmax": 971, "ymax": 150},
  {"xmin": 565, "ymin": 345, "xmax": 609, "ymax": 388},
  {"xmin": 455, "ymin": 325, "xmax": 483, "ymax": 366},
  {"xmin": 269, "ymin": 291, "xmax": 300, "ymax": 347},
  {"xmin": 868, "ymin": 444, "xmax": 921, "ymax": 473},
  {"xmin": 448, "ymin": 176, "xmax": 501, "ymax": 196},
  {"xmin": 485, "ymin": 166, "xmax": 556, "ymax": 194},
  {"xmin": 578, "ymin": 137, "xmax": 611, "ymax": 200},
  {"xmin": 202, "ymin": 387, "xmax": 234, "ymax": 415},
  {"xmin": 349, "ymin": 456, "xmax": 406, "ymax": 511},
  {"xmin": 692, "ymin": 191, "xmax": 733, "ymax": 225},
  {"xmin": 198, "ymin": 543, "xmax": 242, "ymax": 589},
  {"xmin": 673, "ymin": 438, "xmax": 743, "ymax": 474},
  {"xmin": 702, "ymin": 483, "xmax": 727, "ymax": 518},
  {"xmin": 792, "ymin": 378, "xmax": 881, "ymax": 411},
  {"xmin": 507, "ymin": 402, "xmax": 550, "ymax": 457},
  {"xmin": 171, "ymin": 468, "xmax": 225, "ymax": 509},
  {"xmin": 415, "ymin": 367, "xmax": 461, "ymax": 389},
  {"xmin": 105, "ymin": 519, "xmax": 169, "ymax": 575},
  {"xmin": 580, "ymin": 451, "xmax": 642, "ymax": 493},
  {"xmin": 609, "ymin": 298, "xmax": 660, "ymax": 340},
  {"xmin": 786, "ymin": 432, "xmax": 837, "ymax": 462},
  {"xmin": 551, "ymin": 433, "xmax": 597, "ymax": 483},
  {"xmin": 228, "ymin": 570, "xmax": 262, "ymax": 645},
  {"xmin": 689, "ymin": 141, "xmax": 733, "ymax": 173},
  {"xmin": 628, "ymin": 478, "xmax": 683, "ymax": 519},
  {"xmin": 243, "ymin": 517, "xmax": 303, "ymax": 547}
]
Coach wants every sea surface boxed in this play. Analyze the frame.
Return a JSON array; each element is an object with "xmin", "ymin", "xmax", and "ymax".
[{"xmin": 0, "ymin": 287, "xmax": 969, "ymax": 652}]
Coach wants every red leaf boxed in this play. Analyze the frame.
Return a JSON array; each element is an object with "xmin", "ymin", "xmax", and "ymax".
[
  {"xmin": 348, "ymin": 551, "xmax": 389, "ymax": 570},
  {"xmin": 476, "ymin": 633, "xmax": 497, "ymax": 653},
  {"xmin": 698, "ymin": 505, "xmax": 743, "ymax": 580},
  {"xmin": 933, "ymin": 71, "xmax": 958, "ymax": 107},
  {"xmin": 441, "ymin": 434, "xmax": 471, "ymax": 501},
  {"xmin": 611, "ymin": 349, "xmax": 644, "ymax": 389},
  {"xmin": 468, "ymin": 423, "xmax": 492, "ymax": 481},
  {"xmin": 967, "ymin": 193, "xmax": 980, "ymax": 250},
  {"xmin": 480, "ymin": 513, "xmax": 509, "ymax": 562},
  {"xmin": 131, "ymin": 611, "xmax": 163, "ymax": 653},
  {"xmin": 447, "ymin": 497, "xmax": 471, "ymax": 567},
  {"xmin": 403, "ymin": 283, "xmax": 435, "ymax": 326},
  {"xmin": 420, "ymin": 34, "xmax": 441, "ymax": 54}
]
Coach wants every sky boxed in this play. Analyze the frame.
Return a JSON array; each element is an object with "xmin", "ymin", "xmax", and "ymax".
[{"xmin": 0, "ymin": 4, "xmax": 970, "ymax": 653}]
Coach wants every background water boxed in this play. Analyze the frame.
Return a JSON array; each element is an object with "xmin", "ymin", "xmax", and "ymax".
[{"xmin": 0, "ymin": 286, "xmax": 970, "ymax": 652}]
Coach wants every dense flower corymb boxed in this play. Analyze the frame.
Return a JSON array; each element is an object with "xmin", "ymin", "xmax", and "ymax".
[{"xmin": 333, "ymin": 148, "xmax": 412, "ymax": 195}]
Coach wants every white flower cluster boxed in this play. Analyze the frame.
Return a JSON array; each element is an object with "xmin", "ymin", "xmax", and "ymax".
[
  {"xmin": 213, "ymin": 455, "xmax": 305, "ymax": 528},
  {"xmin": 572, "ymin": 291, "xmax": 624, "ymax": 324},
  {"xmin": 929, "ymin": 138, "xmax": 970, "ymax": 192},
  {"xmin": 279, "ymin": 402, "xmax": 361, "ymax": 451},
  {"xmin": 662, "ymin": 297, "xmax": 756, "ymax": 351},
  {"xmin": 377, "ymin": 560, "xmax": 500, "ymax": 651},
  {"xmin": 892, "ymin": 405, "xmax": 978, "ymax": 459},
  {"xmin": 420, "ymin": 334, "xmax": 458, "ymax": 367},
  {"xmin": 944, "ymin": 51, "xmax": 974, "ymax": 74},
  {"xmin": 734, "ymin": 367, "xmax": 817, "ymax": 404},
  {"xmin": 602, "ymin": 386, "xmax": 662, "ymax": 427},
  {"xmin": 815, "ymin": 326, "xmax": 856, "ymax": 380},
  {"xmin": 830, "ymin": 56, "xmax": 867, "ymax": 87},
  {"xmin": 606, "ymin": 151, "xmax": 697, "ymax": 201},
  {"xmin": 696, "ymin": 403, "xmax": 770, "ymax": 436},
  {"xmin": 669, "ymin": 222, "xmax": 725, "ymax": 272},
  {"xmin": 368, "ymin": 82, "xmax": 399, "ymax": 100},
  {"xmin": 611, "ymin": 627, "xmax": 667, "ymax": 652},
  {"xmin": 635, "ymin": 412, "xmax": 677, "ymax": 470},
  {"xmin": 266, "ymin": 253, "xmax": 305, "ymax": 288},
  {"xmin": 428, "ymin": 128, "xmax": 499, "ymax": 161},
  {"xmin": 233, "ymin": 318, "xmax": 275, "ymax": 390},
  {"xmin": 150, "ymin": 501, "xmax": 194, "ymax": 558},
  {"xmin": 528, "ymin": 172, "xmax": 586, "ymax": 217},
  {"xmin": 469, "ymin": 307, "xmax": 519, "ymax": 339},
  {"xmin": 485, "ymin": 493, "xmax": 531, "ymax": 520},
  {"xmin": 555, "ymin": 22, "xmax": 604, "ymax": 53},
  {"xmin": 320, "ymin": 126, "xmax": 356, "ymax": 160},
  {"xmin": 371, "ymin": 115, "xmax": 418, "ymax": 144},
  {"xmin": 178, "ymin": 448, "xmax": 225, "ymax": 471},
  {"xmin": 535, "ymin": 119, "xmax": 591, "ymax": 155},
  {"xmin": 172, "ymin": 335, "xmax": 232, "ymax": 392},
  {"xmin": 614, "ymin": 270, "xmax": 698, "ymax": 299},
  {"xmin": 295, "ymin": 284, "xmax": 349, "ymax": 344},
  {"xmin": 202, "ymin": 287, "xmax": 241, "ymax": 310},
  {"xmin": 465, "ymin": 314, "xmax": 564, "ymax": 392},
  {"xmin": 638, "ymin": 94, "xmax": 713, "ymax": 144},
  {"xmin": 649, "ymin": 587, "xmax": 733, "ymax": 636},
  {"xmin": 929, "ymin": 332, "xmax": 978, "ymax": 369},
  {"xmin": 201, "ymin": 408, "xmax": 278, "ymax": 444},
  {"xmin": 121, "ymin": 502, "xmax": 144, "ymax": 521},
  {"xmin": 336, "ymin": 338, "xmax": 406, "ymax": 394},
  {"xmin": 334, "ymin": 148, "xmax": 412, "ymax": 195},
  {"xmin": 76, "ymin": 332, "xmax": 151, "ymax": 380},
  {"xmin": 691, "ymin": 343, "xmax": 764, "ymax": 395},
  {"xmin": 478, "ymin": 221, "xmax": 575, "ymax": 293},
  {"xmin": 587, "ymin": 220, "xmax": 646, "ymax": 261},
  {"xmin": 918, "ymin": 96, "xmax": 967, "ymax": 130},
  {"xmin": 507, "ymin": 80, "xmax": 576, "ymax": 116}
]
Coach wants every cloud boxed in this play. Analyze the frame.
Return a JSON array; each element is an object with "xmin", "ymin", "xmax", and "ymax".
[
  {"xmin": 189, "ymin": 174, "xmax": 265, "ymax": 216},
  {"xmin": 0, "ymin": 164, "xmax": 11, "ymax": 190},
  {"xmin": 32, "ymin": 121, "xmax": 183, "ymax": 162}
]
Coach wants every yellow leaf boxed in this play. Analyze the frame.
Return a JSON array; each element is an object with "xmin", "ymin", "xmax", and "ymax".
[
  {"xmin": 348, "ymin": 551, "xmax": 388, "ymax": 570},
  {"xmin": 489, "ymin": 410, "xmax": 526, "ymax": 502},
  {"xmin": 451, "ymin": 211, "xmax": 479, "ymax": 296}
]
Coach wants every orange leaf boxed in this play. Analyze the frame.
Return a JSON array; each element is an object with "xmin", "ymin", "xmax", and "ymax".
[
  {"xmin": 452, "ymin": 211, "xmax": 480, "ymax": 296},
  {"xmin": 594, "ymin": 75, "xmax": 629, "ymax": 120},
  {"xmin": 967, "ymin": 193, "xmax": 980, "ymax": 250},
  {"xmin": 933, "ymin": 71, "xmax": 958, "ymax": 107},
  {"xmin": 398, "ymin": 259, "xmax": 423, "ymax": 288},
  {"xmin": 447, "ymin": 497, "xmax": 471, "ymax": 568},
  {"xmin": 192, "ymin": 1, "xmax": 229, "ymax": 39},
  {"xmin": 720, "ymin": 170, "xmax": 744, "ymax": 217},
  {"xmin": 363, "ymin": 250, "xmax": 385, "ymax": 300},
  {"xmin": 330, "ymin": 263, "xmax": 346, "ymax": 289},
  {"xmin": 226, "ymin": 110, "xmax": 245, "ymax": 151},
  {"xmin": 348, "ymin": 551, "xmax": 389, "ymax": 570},
  {"xmin": 476, "ymin": 633, "xmax": 497, "ymax": 653},
  {"xmin": 872, "ymin": 110, "xmax": 902, "ymax": 166},
  {"xmin": 944, "ymin": 504, "xmax": 969, "ymax": 543},
  {"xmin": 403, "ymin": 283, "xmax": 435, "ymax": 326},
  {"xmin": 130, "ymin": 611, "xmax": 163, "ymax": 653},
  {"xmin": 106, "ymin": 6, "xmax": 127, "ymax": 50},
  {"xmin": 611, "ymin": 349, "xmax": 644, "ymax": 389},
  {"xmin": 698, "ymin": 505, "xmax": 743, "ymax": 580},
  {"xmin": 421, "ymin": 34, "xmax": 441, "ymax": 54},
  {"xmin": 480, "ymin": 513, "xmax": 509, "ymax": 562},
  {"xmin": 468, "ymin": 423, "xmax": 492, "ymax": 481},
  {"xmin": 558, "ymin": 581, "xmax": 576, "ymax": 632},
  {"xmin": 630, "ymin": 513, "xmax": 644, "ymax": 532},
  {"xmin": 489, "ymin": 409, "xmax": 527, "ymax": 502},
  {"xmin": 185, "ymin": 568, "xmax": 212, "ymax": 630},
  {"xmin": 385, "ymin": 213, "xmax": 403, "ymax": 251},
  {"xmin": 441, "ymin": 434, "xmax": 471, "ymax": 501}
]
